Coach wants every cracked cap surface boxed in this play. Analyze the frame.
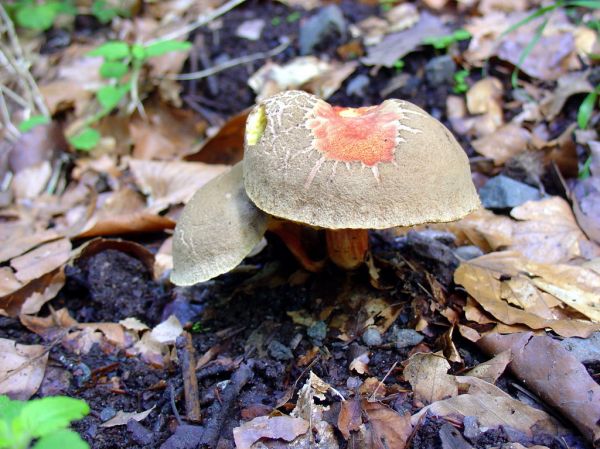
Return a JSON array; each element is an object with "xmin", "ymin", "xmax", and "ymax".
[{"xmin": 243, "ymin": 90, "xmax": 480, "ymax": 229}]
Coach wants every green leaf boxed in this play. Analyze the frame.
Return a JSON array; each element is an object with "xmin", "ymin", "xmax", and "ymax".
[
  {"xmin": 16, "ymin": 2, "xmax": 59, "ymax": 30},
  {"xmin": 69, "ymin": 128, "xmax": 101, "ymax": 151},
  {"xmin": 32, "ymin": 429, "xmax": 89, "ymax": 449},
  {"xmin": 577, "ymin": 90, "xmax": 598, "ymax": 129},
  {"xmin": 143, "ymin": 40, "xmax": 192, "ymax": 58},
  {"xmin": 579, "ymin": 155, "xmax": 593, "ymax": 179},
  {"xmin": 99, "ymin": 61, "xmax": 129, "ymax": 79},
  {"xmin": 18, "ymin": 115, "xmax": 50, "ymax": 133},
  {"xmin": 453, "ymin": 29, "xmax": 471, "ymax": 40},
  {"xmin": 20, "ymin": 397, "xmax": 89, "ymax": 438},
  {"xmin": 566, "ymin": 0, "xmax": 600, "ymax": 7},
  {"xmin": 130, "ymin": 44, "xmax": 146, "ymax": 60},
  {"xmin": 87, "ymin": 41, "xmax": 130, "ymax": 60},
  {"xmin": 0, "ymin": 396, "xmax": 26, "ymax": 422},
  {"xmin": 96, "ymin": 85, "xmax": 128, "ymax": 111},
  {"xmin": 501, "ymin": 2, "xmax": 561, "ymax": 37},
  {"xmin": 511, "ymin": 18, "xmax": 548, "ymax": 88},
  {"xmin": 91, "ymin": 0, "xmax": 128, "ymax": 24}
]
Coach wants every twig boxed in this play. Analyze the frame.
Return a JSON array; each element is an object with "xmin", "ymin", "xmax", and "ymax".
[
  {"xmin": 176, "ymin": 331, "xmax": 202, "ymax": 423},
  {"xmin": 167, "ymin": 38, "xmax": 289, "ymax": 81},
  {"xmin": 169, "ymin": 383, "xmax": 184, "ymax": 426},
  {"xmin": 369, "ymin": 361, "xmax": 398, "ymax": 402},
  {"xmin": 145, "ymin": 0, "xmax": 247, "ymax": 45},
  {"xmin": 199, "ymin": 362, "xmax": 254, "ymax": 448}
]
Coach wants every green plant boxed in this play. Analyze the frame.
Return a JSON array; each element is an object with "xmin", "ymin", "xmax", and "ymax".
[
  {"xmin": 0, "ymin": 395, "xmax": 89, "ymax": 449},
  {"xmin": 577, "ymin": 85, "xmax": 599, "ymax": 178},
  {"xmin": 502, "ymin": 0, "xmax": 600, "ymax": 87},
  {"xmin": 68, "ymin": 38, "xmax": 191, "ymax": 150},
  {"xmin": 453, "ymin": 69, "xmax": 470, "ymax": 93},
  {"xmin": 286, "ymin": 11, "xmax": 301, "ymax": 23},
  {"xmin": 17, "ymin": 115, "xmax": 50, "ymax": 133},
  {"xmin": 392, "ymin": 59, "xmax": 405, "ymax": 72},
  {"xmin": 6, "ymin": 0, "xmax": 128, "ymax": 31},
  {"xmin": 6, "ymin": 0, "xmax": 76, "ymax": 31},
  {"xmin": 379, "ymin": 0, "xmax": 397, "ymax": 12},
  {"xmin": 423, "ymin": 29, "xmax": 471, "ymax": 50}
]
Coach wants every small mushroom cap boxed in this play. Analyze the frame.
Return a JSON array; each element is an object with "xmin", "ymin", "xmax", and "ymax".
[
  {"xmin": 244, "ymin": 90, "xmax": 480, "ymax": 229},
  {"xmin": 171, "ymin": 163, "xmax": 269, "ymax": 286}
]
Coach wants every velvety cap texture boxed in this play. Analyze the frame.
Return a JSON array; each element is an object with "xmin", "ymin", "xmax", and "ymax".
[
  {"xmin": 243, "ymin": 90, "xmax": 480, "ymax": 229},
  {"xmin": 171, "ymin": 163, "xmax": 268, "ymax": 286}
]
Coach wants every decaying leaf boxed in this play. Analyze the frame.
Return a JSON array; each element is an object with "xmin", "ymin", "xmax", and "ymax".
[
  {"xmin": 0, "ymin": 268, "xmax": 65, "ymax": 317},
  {"xmin": 478, "ymin": 332, "xmax": 600, "ymax": 444},
  {"xmin": 100, "ymin": 405, "xmax": 156, "ymax": 427},
  {"xmin": 464, "ymin": 349, "xmax": 512, "ymax": 384},
  {"xmin": 472, "ymin": 124, "xmax": 531, "ymax": 165},
  {"xmin": 403, "ymin": 352, "xmax": 458, "ymax": 405},
  {"xmin": 411, "ymin": 375, "xmax": 566, "ymax": 438},
  {"xmin": 233, "ymin": 415, "xmax": 310, "ymax": 449},
  {"xmin": 10, "ymin": 238, "xmax": 71, "ymax": 284},
  {"xmin": 361, "ymin": 400, "xmax": 412, "ymax": 449},
  {"xmin": 0, "ymin": 338, "xmax": 48, "ymax": 400},
  {"xmin": 455, "ymin": 251, "xmax": 600, "ymax": 337}
]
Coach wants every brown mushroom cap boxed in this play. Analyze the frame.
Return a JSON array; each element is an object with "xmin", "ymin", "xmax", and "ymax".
[
  {"xmin": 171, "ymin": 163, "xmax": 269, "ymax": 286},
  {"xmin": 243, "ymin": 90, "xmax": 480, "ymax": 229}
]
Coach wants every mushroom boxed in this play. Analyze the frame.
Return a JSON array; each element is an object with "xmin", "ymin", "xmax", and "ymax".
[
  {"xmin": 171, "ymin": 90, "xmax": 480, "ymax": 285},
  {"xmin": 243, "ymin": 90, "xmax": 480, "ymax": 269},
  {"xmin": 171, "ymin": 163, "xmax": 268, "ymax": 286}
]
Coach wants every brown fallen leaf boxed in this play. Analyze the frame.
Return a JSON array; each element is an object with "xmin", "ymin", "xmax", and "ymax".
[
  {"xmin": 0, "ymin": 268, "xmax": 65, "ymax": 317},
  {"xmin": 233, "ymin": 415, "xmax": 310, "ymax": 449},
  {"xmin": 0, "ymin": 338, "xmax": 48, "ymax": 400},
  {"xmin": 338, "ymin": 398, "xmax": 362, "ymax": 439},
  {"xmin": 99, "ymin": 405, "xmax": 156, "ymax": 428},
  {"xmin": 464, "ymin": 349, "xmax": 512, "ymax": 384},
  {"xmin": 411, "ymin": 375, "xmax": 566, "ymax": 439},
  {"xmin": 472, "ymin": 124, "xmax": 531, "ymax": 165},
  {"xmin": 539, "ymin": 71, "xmax": 592, "ymax": 120},
  {"xmin": 454, "ymin": 251, "xmax": 600, "ymax": 337},
  {"xmin": 477, "ymin": 332, "xmax": 600, "ymax": 445},
  {"xmin": 403, "ymin": 352, "xmax": 458, "ymax": 405},
  {"xmin": 361, "ymin": 400, "xmax": 413, "ymax": 449},
  {"xmin": 128, "ymin": 158, "xmax": 228, "ymax": 213},
  {"xmin": 10, "ymin": 238, "xmax": 71, "ymax": 284},
  {"xmin": 185, "ymin": 109, "xmax": 249, "ymax": 165}
]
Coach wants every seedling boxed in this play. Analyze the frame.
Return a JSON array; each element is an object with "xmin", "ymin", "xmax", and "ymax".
[
  {"xmin": 393, "ymin": 59, "xmax": 405, "ymax": 72},
  {"xmin": 171, "ymin": 91, "xmax": 480, "ymax": 284},
  {"xmin": 6, "ymin": 0, "xmax": 128, "ymax": 31},
  {"xmin": 17, "ymin": 115, "xmax": 50, "ymax": 133},
  {"xmin": 286, "ymin": 11, "xmax": 301, "ymax": 23},
  {"xmin": 453, "ymin": 69, "xmax": 470, "ymax": 94},
  {"xmin": 423, "ymin": 29, "xmax": 471, "ymax": 51},
  {"xmin": 68, "ymin": 38, "xmax": 191, "ymax": 150},
  {"xmin": 0, "ymin": 395, "xmax": 89, "ymax": 449},
  {"xmin": 271, "ymin": 16, "xmax": 282, "ymax": 26},
  {"xmin": 379, "ymin": 0, "xmax": 397, "ymax": 12}
]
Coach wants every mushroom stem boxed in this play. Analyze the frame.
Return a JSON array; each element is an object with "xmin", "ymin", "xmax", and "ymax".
[
  {"xmin": 267, "ymin": 220, "xmax": 326, "ymax": 272},
  {"xmin": 325, "ymin": 229, "xmax": 369, "ymax": 270}
]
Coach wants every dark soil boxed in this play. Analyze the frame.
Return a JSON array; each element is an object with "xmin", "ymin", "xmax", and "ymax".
[{"xmin": 1, "ymin": 1, "xmax": 597, "ymax": 449}]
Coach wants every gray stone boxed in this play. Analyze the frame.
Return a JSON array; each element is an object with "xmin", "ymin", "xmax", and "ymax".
[
  {"xmin": 346, "ymin": 74, "xmax": 369, "ymax": 97},
  {"xmin": 100, "ymin": 406, "xmax": 116, "ymax": 422},
  {"xmin": 454, "ymin": 245, "xmax": 484, "ymax": 261},
  {"xmin": 406, "ymin": 230, "xmax": 458, "ymax": 267},
  {"xmin": 362, "ymin": 327, "xmax": 383, "ymax": 347},
  {"xmin": 560, "ymin": 332, "xmax": 600, "ymax": 363},
  {"xmin": 307, "ymin": 321, "xmax": 328, "ymax": 344},
  {"xmin": 159, "ymin": 425, "xmax": 203, "ymax": 449},
  {"xmin": 268, "ymin": 340, "xmax": 294, "ymax": 361},
  {"xmin": 394, "ymin": 328, "xmax": 424, "ymax": 349},
  {"xmin": 425, "ymin": 55, "xmax": 456, "ymax": 86},
  {"xmin": 127, "ymin": 420, "xmax": 155, "ymax": 446},
  {"xmin": 479, "ymin": 175, "xmax": 542, "ymax": 209},
  {"xmin": 462, "ymin": 416, "xmax": 481, "ymax": 440},
  {"xmin": 299, "ymin": 5, "xmax": 346, "ymax": 55}
]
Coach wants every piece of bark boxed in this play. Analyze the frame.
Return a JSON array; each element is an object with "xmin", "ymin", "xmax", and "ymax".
[
  {"xmin": 176, "ymin": 331, "xmax": 201, "ymax": 422},
  {"xmin": 477, "ymin": 332, "xmax": 600, "ymax": 446}
]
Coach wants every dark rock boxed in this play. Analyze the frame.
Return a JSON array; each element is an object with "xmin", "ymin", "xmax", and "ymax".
[
  {"xmin": 454, "ymin": 245, "xmax": 484, "ymax": 261},
  {"xmin": 425, "ymin": 55, "xmax": 456, "ymax": 86},
  {"xmin": 99, "ymin": 406, "xmax": 116, "ymax": 422},
  {"xmin": 127, "ymin": 419, "xmax": 155, "ymax": 446},
  {"xmin": 346, "ymin": 74, "xmax": 370, "ymax": 97},
  {"xmin": 479, "ymin": 175, "xmax": 542, "ymax": 209},
  {"xmin": 268, "ymin": 340, "xmax": 294, "ymax": 361},
  {"xmin": 406, "ymin": 230, "xmax": 458, "ymax": 267},
  {"xmin": 393, "ymin": 328, "xmax": 424, "ymax": 349},
  {"xmin": 307, "ymin": 321, "xmax": 327, "ymax": 344},
  {"xmin": 362, "ymin": 327, "xmax": 383, "ymax": 347},
  {"xmin": 159, "ymin": 425, "xmax": 204, "ymax": 449},
  {"xmin": 299, "ymin": 5, "xmax": 346, "ymax": 55}
]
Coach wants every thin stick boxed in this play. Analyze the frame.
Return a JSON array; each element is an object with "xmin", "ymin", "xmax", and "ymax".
[
  {"xmin": 369, "ymin": 360, "xmax": 399, "ymax": 402},
  {"xmin": 168, "ymin": 38, "xmax": 289, "ymax": 81},
  {"xmin": 176, "ymin": 331, "xmax": 202, "ymax": 422},
  {"xmin": 145, "ymin": 0, "xmax": 247, "ymax": 45}
]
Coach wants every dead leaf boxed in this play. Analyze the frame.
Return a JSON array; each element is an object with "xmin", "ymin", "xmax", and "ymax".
[
  {"xmin": 10, "ymin": 238, "xmax": 71, "ymax": 284},
  {"xmin": 185, "ymin": 109, "xmax": 249, "ymax": 165},
  {"xmin": 233, "ymin": 415, "xmax": 310, "ymax": 449},
  {"xmin": 11, "ymin": 162, "xmax": 52, "ymax": 200},
  {"xmin": 338, "ymin": 399, "xmax": 362, "ymax": 439},
  {"xmin": 0, "ymin": 338, "xmax": 48, "ymax": 400},
  {"xmin": 465, "ymin": 350, "xmax": 512, "ymax": 383},
  {"xmin": 478, "ymin": 333, "xmax": 600, "ymax": 444},
  {"xmin": 411, "ymin": 375, "xmax": 565, "ymax": 438},
  {"xmin": 403, "ymin": 352, "xmax": 458, "ymax": 405},
  {"xmin": 128, "ymin": 158, "xmax": 228, "ymax": 213},
  {"xmin": 454, "ymin": 251, "xmax": 600, "ymax": 337},
  {"xmin": 363, "ymin": 12, "xmax": 451, "ymax": 67},
  {"xmin": 361, "ymin": 400, "xmax": 412, "ymax": 449},
  {"xmin": 539, "ymin": 71, "xmax": 592, "ymax": 120},
  {"xmin": 472, "ymin": 124, "xmax": 531, "ymax": 165},
  {"xmin": 100, "ymin": 405, "xmax": 156, "ymax": 427}
]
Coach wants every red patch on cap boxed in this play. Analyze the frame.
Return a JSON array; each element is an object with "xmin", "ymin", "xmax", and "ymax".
[{"xmin": 306, "ymin": 101, "xmax": 404, "ymax": 166}]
